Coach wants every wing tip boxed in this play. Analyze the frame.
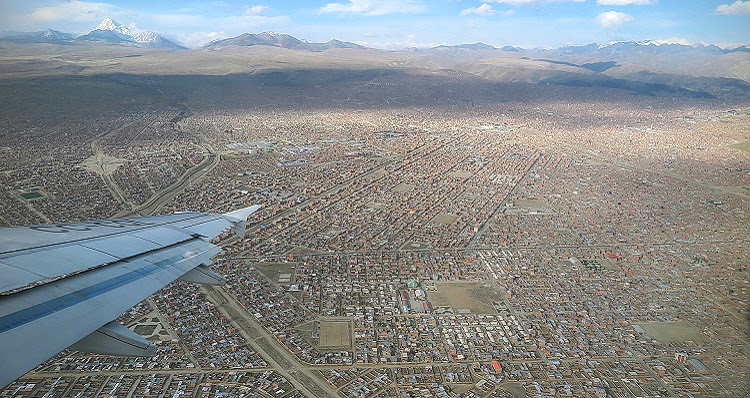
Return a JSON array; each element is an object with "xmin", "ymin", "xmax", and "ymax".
[{"xmin": 223, "ymin": 205, "xmax": 260, "ymax": 237}]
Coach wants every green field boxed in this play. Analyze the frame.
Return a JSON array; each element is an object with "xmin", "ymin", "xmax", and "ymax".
[
  {"xmin": 20, "ymin": 191, "xmax": 43, "ymax": 200},
  {"xmin": 580, "ymin": 258, "xmax": 619, "ymax": 271},
  {"xmin": 252, "ymin": 262, "xmax": 296, "ymax": 283},
  {"xmin": 730, "ymin": 140, "xmax": 750, "ymax": 153},
  {"xmin": 637, "ymin": 322, "xmax": 704, "ymax": 342}
]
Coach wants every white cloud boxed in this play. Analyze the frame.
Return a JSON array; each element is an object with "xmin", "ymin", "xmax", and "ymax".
[
  {"xmin": 651, "ymin": 37, "xmax": 692, "ymax": 45},
  {"xmin": 715, "ymin": 1, "xmax": 750, "ymax": 15},
  {"xmin": 29, "ymin": 1, "xmax": 120, "ymax": 22},
  {"xmin": 137, "ymin": 6, "xmax": 290, "ymax": 47},
  {"xmin": 175, "ymin": 31, "xmax": 226, "ymax": 47},
  {"xmin": 461, "ymin": 4, "xmax": 497, "ymax": 16},
  {"xmin": 595, "ymin": 11, "xmax": 634, "ymax": 28},
  {"xmin": 354, "ymin": 31, "xmax": 450, "ymax": 50},
  {"xmin": 320, "ymin": 0, "xmax": 425, "ymax": 16},
  {"xmin": 151, "ymin": 13, "xmax": 204, "ymax": 26},
  {"xmin": 652, "ymin": 37, "xmax": 691, "ymax": 45},
  {"xmin": 596, "ymin": 0, "xmax": 652, "ymax": 5},
  {"xmin": 487, "ymin": 0, "xmax": 584, "ymax": 5},
  {"xmin": 244, "ymin": 5, "xmax": 269, "ymax": 16}
]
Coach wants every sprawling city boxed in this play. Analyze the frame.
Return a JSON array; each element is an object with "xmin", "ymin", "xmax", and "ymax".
[{"xmin": 0, "ymin": 1, "xmax": 749, "ymax": 397}]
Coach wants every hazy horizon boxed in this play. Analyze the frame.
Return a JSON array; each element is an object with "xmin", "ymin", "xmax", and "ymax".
[{"xmin": 1, "ymin": 0, "xmax": 749, "ymax": 49}]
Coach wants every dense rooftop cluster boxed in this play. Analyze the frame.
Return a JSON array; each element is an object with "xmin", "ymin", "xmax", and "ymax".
[{"xmin": 1, "ymin": 93, "xmax": 748, "ymax": 397}]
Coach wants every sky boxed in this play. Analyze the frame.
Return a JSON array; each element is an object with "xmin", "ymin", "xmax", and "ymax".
[{"xmin": 0, "ymin": 0, "xmax": 749, "ymax": 49}]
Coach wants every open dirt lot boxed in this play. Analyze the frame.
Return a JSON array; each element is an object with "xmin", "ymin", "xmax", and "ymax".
[
  {"xmin": 428, "ymin": 282, "xmax": 502, "ymax": 314},
  {"xmin": 432, "ymin": 213, "xmax": 458, "ymax": 225},
  {"xmin": 364, "ymin": 201, "xmax": 386, "ymax": 211},
  {"xmin": 448, "ymin": 170, "xmax": 472, "ymax": 179},
  {"xmin": 81, "ymin": 152, "xmax": 125, "ymax": 175},
  {"xmin": 393, "ymin": 183, "xmax": 415, "ymax": 193},
  {"xmin": 319, "ymin": 321, "xmax": 351, "ymax": 349}
]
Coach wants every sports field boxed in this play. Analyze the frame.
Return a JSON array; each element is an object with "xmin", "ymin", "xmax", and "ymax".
[
  {"xmin": 19, "ymin": 192, "xmax": 43, "ymax": 200},
  {"xmin": 319, "ymin": 321, "xmax": 351, "ymax": 349},
  {"xmin": 253, "ymin": 262, "xmax": 296, "ymax": 283},
  {"xmin": 432, "ymin": 213, "xmax": 458, "ymax": 225},
  {"xmin": 636, "ymin": 322, "xmax": 704, "ymax": 342},
  {"xmin": 428, "ymin": 282, "xmax": 502, "ymax": 314}
]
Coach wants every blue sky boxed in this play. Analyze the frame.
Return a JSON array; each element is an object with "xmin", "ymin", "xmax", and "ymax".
[{"xmin": 1, "ymin": 0, "xmax": 748, "ymax": 48}]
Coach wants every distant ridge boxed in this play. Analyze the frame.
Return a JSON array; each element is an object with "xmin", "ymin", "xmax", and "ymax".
[
  {"xmin": 433, "ymin": 42, "xmax": 497, "ymax": 51},
  {"xmin": 1, "ymin": 24, "xmax": 747, "ymax": 56},
  {"xmin": 725, "ymin": 45, "xmax": 750, "ymax": 54},
  {"xmin": 418, "ymin": 42, "xmax": 528, "ymax": 54},
  {"xmin": 557, "ymin": 40, "xmax": 726, "ymax": 56},
  {"xmin": 2, "ymin": 28, "xmax": 73, "ymax": 43},
  {"xmin": 203, "ymin": 32, "xmax": 365, "ymax": 51}
]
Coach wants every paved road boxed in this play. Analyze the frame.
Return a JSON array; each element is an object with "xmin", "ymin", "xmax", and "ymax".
[
  {"xmin": 16, "ymin": 193, "xmax": 52, "ymax": 223},
  {"xmin": 247, "ymin": 141, "xmax": 455, "ymax": 255},
  {"xmin": 235, "ymin": 237, "xmax": 749, "ymax": 261},
  {"xmin": 521, "ymin": 126, "xmax": 750, "ymax": 200},
  {"xmin": 77, "ymin": 111, "xmax": 220, "ymax": 219},
  {"xmin": 106, "ymin": 114, "xmax": 221, "ymax": 218},
  {"xmin": 88, "ymin": 116, "xmax": 160, "ymax": 213},
  {"xmin": 117, "ymin": 148, "xmax": 220, "ymax": 217},
  {"xmin": 468, "ymin": 151, "xmax": 542, "ymax": 247},
  {"xmin": 92, "ymin": 140, "xmax": 131, "ymax": 210},
  {"xmin": 17, "ymin": 121, "xmax": 742, "ymax": 397},
  {"xmin": 203, "ymin": 286, "xmax": 340, "ymax": 398}
]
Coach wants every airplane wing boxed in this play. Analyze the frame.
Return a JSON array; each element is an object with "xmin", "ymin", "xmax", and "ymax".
[{"xmin": 0, "ymin": 205, "xmax": 259, "ymax": 388}]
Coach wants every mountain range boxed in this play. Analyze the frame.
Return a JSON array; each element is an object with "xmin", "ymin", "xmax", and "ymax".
[
  {"xmin": 2, "ymin": 18, "xmax": 185, "ymax": 50},
  {"xmin": 1, "ymin": 17, "xmax": 749, "ymax": 98},
  {"xmin": 2, "ymin": 18, "xmax": 748, "ymax": 56},
  {"xmin": 202, "ymin": 31, "xmax": 365, "ymax": 51},
  {"xmin": 1, "ymin": 28, "xmax": 74, "ymax": 43}
]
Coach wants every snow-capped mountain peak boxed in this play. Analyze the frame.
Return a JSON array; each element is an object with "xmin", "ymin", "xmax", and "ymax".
[
  {"xmin": 92, "ymin": 18, "xmax": 131, "ymax": 36},
  {"xmin": 40, "ymin": 28, "xmax": 69, "ymax": 40},
  {"xmin": 77, "ymin": 18, "xmax": 185, "ymax": 49}
]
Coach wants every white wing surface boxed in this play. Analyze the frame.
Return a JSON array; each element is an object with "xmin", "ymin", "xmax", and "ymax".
[{"xmin": 0, "ymin": 206, "xmax": 259, "ymax": 388}]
